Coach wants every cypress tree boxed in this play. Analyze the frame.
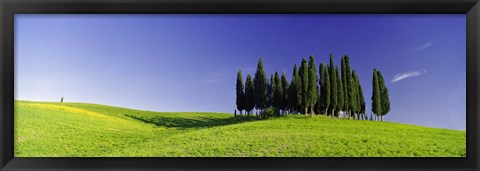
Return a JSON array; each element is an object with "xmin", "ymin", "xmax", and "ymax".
[
  {"xmin": 357, "ymin": 74, "xmax": 366, "ymax": 120},
  {"xmin": 376, "ymin": 70, "xmax": 390, "ymax": 121},
  {"xmin": 60, "ymin": 97, "xmax": 64, "ymax": 103},
  {"xmin": 236, "ymin": 70, "xmax": 245, "ymax": 115},
  {"xmin": 314, "ymin": 88, "xmax": 321, "ymax": 114},
  {"xmin": 351, "ymin": 71, "xmax": 359, "ymax": 119},
  {"xmin": 281, "ymin": 72, "xmax": 289, "ymax": 114},
  {"xmin": 288, "ymin": 64, "xmax": 301, "ymax": 114},
  {"xmin": 371, "ymin": 68, "xmax": 382, "ymax": 118},
  {"xmin": 273, "ymin": 71, "xmax": 283, "ymax": 115},
  {"xmin": 344, "ymin": 56, "xmax": 353, "ymax": 119},
  {"xmin": 299, "ymin": 58, "xmax": 309, "ymax": 114},
  {"xmin": 308, "ymin": 56, "xmax": 318, "ymax": 115},
  {"xmin": 254, "ymin": 57, "xmax": 268, "ymax": 116},
  {"xmin": 335, "ymin": 65, "xmax": 343, "ymax": 118},
  {"xmin": 267, "ymin": 74, "xmax": 274, "ymax": 108},
  {"xmin": 320, "ymin": 63, "xmax": 330, "ymax": 115},
  {"xmin": 329, "ymin": 54, "xmax": 338, "ymax": 117},
  {"xmin": 294, "ymin": 65, "xmax": 303, "ymax": 114},
  {"xmin": 341, "ymin": 56, "xmax": 350, "ymax": 118},
  {"xmin": 245, "ymin": 74, "xmax": 255, "ymax": 115}
]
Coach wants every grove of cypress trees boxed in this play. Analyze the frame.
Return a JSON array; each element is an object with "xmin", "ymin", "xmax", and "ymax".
[
  {"xmin": 299, "ymin": 58, "xmax": 309, "ymax": 114},
  {"xmin": 281, "ymin": 72, "xmax": 289, "ymax": 114},
  {"xmin": 371, "ymin": 68, "xmax": 382, "ymax": 119},
  {"xmin": 308, "ymin": 56, "xmax": 318, "ymax": 116},
  {"xmin": 237, "ymin": 55, "xmax": 380, "ymax": 120},
  {"xmin": 335, "ymin": 65, "xmax": 343, "ymax": 118},
  {"xmin": 245, "ymin": 74, "xmax": 255, "ymax": 115},
  {"xmin": 320, "ymin": 63, "xmax": 330, "ymax": 115},
  {"xmin": 376, "ymin": 70, "xmax": 390, "ymax": 121},
  {"xmin": 254, "ymin": 57, "xmax": 268, "ymax": 116},
  {"xmin": 236, "ymin": 70, "xmax": 245, "ymax": 115},
  {"xmin": 329, "ymin": 54, "xmax": 338, "ymax": 117}
]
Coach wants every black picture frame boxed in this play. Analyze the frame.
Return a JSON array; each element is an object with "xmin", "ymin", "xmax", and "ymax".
[{"xmin": 1, "ymin": 0, "xmax": 479, "ymax": 170}]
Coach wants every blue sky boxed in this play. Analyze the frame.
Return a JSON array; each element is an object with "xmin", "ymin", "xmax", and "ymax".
[{"xmin": 15, "ymin": 14, "xmax": 466, "ymax": 130}]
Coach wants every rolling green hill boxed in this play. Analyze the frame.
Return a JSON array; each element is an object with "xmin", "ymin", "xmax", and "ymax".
[{"xmin": 14, "ymin": 100, "xmax": 465, "ymax": 157}]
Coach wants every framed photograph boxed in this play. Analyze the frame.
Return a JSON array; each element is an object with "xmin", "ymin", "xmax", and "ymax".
[{"xmin": 1, "ymin": 0, "xmax": 479, "ymax": 170}]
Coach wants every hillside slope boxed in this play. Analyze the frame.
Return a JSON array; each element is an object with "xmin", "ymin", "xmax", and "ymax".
[{"xmin": 14, "ymin": 101, "xmax": 466, "ymax": 157}]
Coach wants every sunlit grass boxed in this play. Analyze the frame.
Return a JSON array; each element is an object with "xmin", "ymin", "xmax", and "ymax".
[{"xmin": 14, "ymin": 100, "xmax": 466, "ymax": 157}]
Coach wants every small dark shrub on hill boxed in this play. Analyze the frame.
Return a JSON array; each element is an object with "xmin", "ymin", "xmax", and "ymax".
[{"xmin": 262, "ymin": 107, "xmax": 279, "ymax": 119}]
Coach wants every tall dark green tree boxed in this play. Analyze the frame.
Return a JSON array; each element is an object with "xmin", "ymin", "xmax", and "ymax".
[
  {"xmin": 329, "ymin": 54, "xmax": 338, "ymax": 117},
  {"xmin": 351, "ymin": 70, "xmax": 359, "ymax": 119},
  {"xmin": 344, "ymin": 56, "xmax": 353, "ymax": 119},
  {"xmin": 267, "ymin": 74, "xmax": 274, "ymax": 108},
  {"xmin": 299, "ymin": 58, "xmax": 309, "ymax": 114},
  {"xmin": 273, "ymin": 71, "xmax": 283, "ymax": 115},
  {"xmin": 371, "ymin": 68, "xmax": 382, "ymax": 119},
  {"xmin": 320, "ymin": 63, "xmax": 330, "ymax": 115},
  {"xmin": 308, "ymin": 56, "xmax": 318, "ymax": 115},
  {"xmin": 254, "ymin": 57, "xmax": 268, "ymax": 116},
  {"xmin": 335, "ymin": 65, "xmax": 343, "ymax": 118},
  {"xmin": 376, "ymin": 70, "xmax": 390, "ymax": 121},
  {"xmin": 236, "ymin": 70, "xmax": 245, "ymax": 115},
  {"xmin": 281, "ymin": 72, "xmax": 289, "ymax": 114},
  {"xmin": 245, "ymin": 74, "xmax": 255, "ymax": 115},
  {"xmin": 314, "ymin": 88, "xmax": 321, "ymax": 114},
  {"xmin": 341, "ymin": 56, "xmax": 350, "ymax": 118},
  {"xmin": 288, "ymin": 64, "xmax": 301, "ymax": 114},
  {"xmin": 356, "ymin": 74, "xmax": 366, "ymax": 120}
]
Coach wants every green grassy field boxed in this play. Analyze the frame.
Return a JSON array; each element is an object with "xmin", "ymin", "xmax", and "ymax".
[{"xmin": 14, "ymin": 100, "xmax": 466, "ymax": 157}]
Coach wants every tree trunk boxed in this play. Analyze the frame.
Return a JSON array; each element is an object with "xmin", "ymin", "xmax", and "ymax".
[
  {"xmin": 305, "ymin": 107, "xmax": 308, "ymax": 115},
  {"xmin": 332, "ymin": 109, "xmax": 335, "ymax": 118},
  {"xmin": 310, "ymin": 106, "xmax": 316, "ymax": 116}
]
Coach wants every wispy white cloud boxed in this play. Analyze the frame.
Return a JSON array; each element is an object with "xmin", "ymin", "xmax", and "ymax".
[
  {"xmin": 391, "ymin": 69, "xmax": 427, "ymax": 83},
  {"xmin": 413, "ymin": 42, "xmax": 434, "ymax": 53}
]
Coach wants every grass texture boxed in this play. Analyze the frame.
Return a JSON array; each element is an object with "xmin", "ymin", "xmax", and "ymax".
[{"xmin": 14, "ymin": 101, "xmax": 466, "ymax": 157}]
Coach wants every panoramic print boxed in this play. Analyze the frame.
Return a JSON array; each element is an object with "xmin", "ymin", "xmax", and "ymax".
[{"xmin": 14, "ymin": 14, "xmax": 466, "ymax": 157}]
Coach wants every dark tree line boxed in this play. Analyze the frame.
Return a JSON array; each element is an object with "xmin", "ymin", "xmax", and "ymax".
[{"xmin": 235, "ymin": 54, "xmax": 390, "ymax": 121}]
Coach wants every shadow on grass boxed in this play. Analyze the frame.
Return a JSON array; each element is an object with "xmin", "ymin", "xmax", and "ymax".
[{"xmin": 126, "ymin": 115, "xmax": 258, "ymax": 129}]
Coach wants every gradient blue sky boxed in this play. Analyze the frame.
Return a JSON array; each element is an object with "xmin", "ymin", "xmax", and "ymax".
[{"xmin": 15, "ymin": 14, "xmax": 466, "ymax": 130}]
